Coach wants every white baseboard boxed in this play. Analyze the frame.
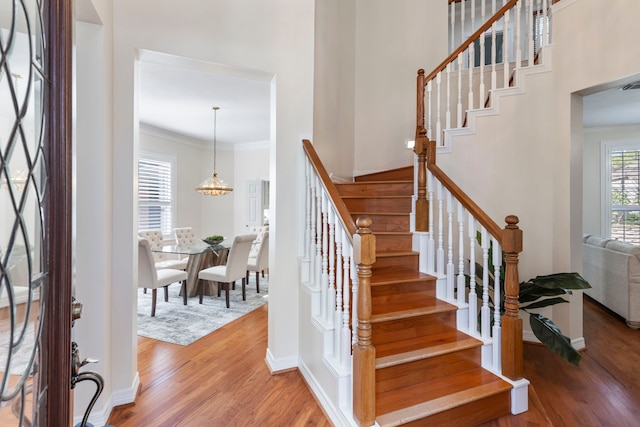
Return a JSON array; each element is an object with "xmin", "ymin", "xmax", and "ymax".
[
  {"xmin": 265, "ymin": 348, "xmax": 298, "ymax": 373},
  {"xmin": 523, "ymin": 331, "xmax": 586, "ymax": 351},
  {"xmin": 298, "ymin": 359, "xmax": 357, "ymax": 427},
  {"xmin": 73, "ymin": 372, "xmax": 140, "ymax": 426}
]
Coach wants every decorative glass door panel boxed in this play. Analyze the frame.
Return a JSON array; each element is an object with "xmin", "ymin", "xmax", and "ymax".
[{"xmin": 1, "ymin": 0, "xmax": 48, "ymax": 425}]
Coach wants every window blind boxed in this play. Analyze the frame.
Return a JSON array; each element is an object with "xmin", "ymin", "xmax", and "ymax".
[{"xmin": 138, "ymin": 157, "xmax": 173, "ymax": 237}]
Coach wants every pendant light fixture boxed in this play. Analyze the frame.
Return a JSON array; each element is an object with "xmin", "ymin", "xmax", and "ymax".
[{"xmin": 195, "ymin": 106, "xmax": 233, "ymax": 196}]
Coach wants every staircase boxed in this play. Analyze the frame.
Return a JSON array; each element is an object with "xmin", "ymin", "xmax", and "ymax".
[{"xmin": 335, "ymin": 167, "xmax": 512, "ymax": 426}]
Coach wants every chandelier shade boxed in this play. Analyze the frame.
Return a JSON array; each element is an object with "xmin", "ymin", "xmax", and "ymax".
[{"xmin": 196, "ymin": 106, "xmax": 233, "ymax": 196}]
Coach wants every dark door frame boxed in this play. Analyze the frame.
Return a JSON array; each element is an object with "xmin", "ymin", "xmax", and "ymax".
[{"xmin": 42, "ymin": 1, "xmax": 73, "ymax": 425}]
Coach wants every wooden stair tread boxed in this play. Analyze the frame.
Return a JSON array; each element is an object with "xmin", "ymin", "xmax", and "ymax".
[
  {"xmin": 371, "ymin": 299, "xmax": 455, "ymax": 323},
  {"xmin": 376, "ymin": 331, "xmax": 481, "ymax": 365},
  {"xmin": 376, "ymin": 368, "xmax": 511, "ymax": 425},
  {"xmin": 351, "ymin": 211, "xmax": 408, "ymax": 216},
  {"xmin": 376, "ymin": 250, "xmax": 418, "ymax": 257},
  {"xmin": 370, "ymin": 267, "xmax": 434, "ymax": 284},
  {"xmin": 337, "ymin": 180, "xmax": 413, "ymax": 184},
  {"xmin": 341, "ymin": 195, "xmax": 412, "ymax": 199},
  {"xmin": 376, "ymin": 372, "xmax": 512, "ymax": 427},
  {"xmin": 374, "ymin": 231, "xmax": 413, "ymax": 236}
]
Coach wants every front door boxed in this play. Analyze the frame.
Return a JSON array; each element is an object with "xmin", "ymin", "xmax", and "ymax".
[{"xmin": 1, "ymin": 1, "xmax": 73, "ymax": 425}]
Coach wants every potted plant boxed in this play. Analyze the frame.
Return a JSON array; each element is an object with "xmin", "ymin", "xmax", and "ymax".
[{"xmin": 467, "ymin": 235, "xmax": 591, "ymax": 365}]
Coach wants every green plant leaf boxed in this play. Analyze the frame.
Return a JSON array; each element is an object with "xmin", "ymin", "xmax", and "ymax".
[
  {"xmin": 529, "ymin": 313, "xmax": 581, "ymax": 366},
  {"xmin": 520, "ymin": 287, "xmax": 571, "ymax": 303},
  {"xmin": 525, "ymin": 272, "xmax": 592, "ymax": 290},
  {"xmin": 521, "ymin": 297, "xmax": 568, "ymax": 310}
]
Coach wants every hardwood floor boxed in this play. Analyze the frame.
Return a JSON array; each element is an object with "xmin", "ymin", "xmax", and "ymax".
[
  {"xmin": 482, "ymin": 295, "xmax": 640, "ymax": 427},
  {"xmin": 109, "ymin": 296, "xmax": 640, "ymax": 426},
  {"xmin": 107, "ymin": 305, "xmax": 331, "ymax": 426}
]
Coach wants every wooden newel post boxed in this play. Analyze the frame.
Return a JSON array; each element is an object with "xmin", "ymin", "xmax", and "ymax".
[
  {"xmin": 501, "ymin": 215, "xmax": 523, "ymax": 380},
  {"xmin": 414, "ymin": 69, "xmax": 430, "ymax": 233},
  {"xmin": 353, "ymin": 216, "xmax": 376, "ymax": 426}
]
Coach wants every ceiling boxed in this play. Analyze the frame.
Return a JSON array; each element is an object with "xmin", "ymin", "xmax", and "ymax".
[
  {"xmin": 137, "ymin": 51, "xmax": 639, "ymax": 148},
  {"xmin": 138, "ymin": 51, "xmax": 272, "ymax": 150},
  {"xmin": 583, "ymin": 82, "xmax": 640, "ymax": 128}
]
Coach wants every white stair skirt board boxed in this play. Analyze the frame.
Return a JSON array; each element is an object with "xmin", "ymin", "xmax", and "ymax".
[
  {"xmin": 441, "ymin": 46, "xmax": 554, "ymax": 154},
  {"xmin": 299, "ymin": 358, "xmax": 358, "ymax": 427}
]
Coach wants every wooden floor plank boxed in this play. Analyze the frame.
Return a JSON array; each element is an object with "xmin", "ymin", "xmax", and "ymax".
[
  {"xmin": 107, "ymin": 305, "xmax": 331, "ymax": 426},
  {"xmin": 109, "ymin": 295, "xmax": 640, "ymax": 426}
]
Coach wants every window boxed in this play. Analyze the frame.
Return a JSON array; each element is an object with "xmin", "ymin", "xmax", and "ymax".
[
  {"xmin": 603, "ymin": 140, "xmax": 640, "ymax": 244},
  {"xmin": 138, "ymin": 152, "xmax": 176, "ymax": 237}
]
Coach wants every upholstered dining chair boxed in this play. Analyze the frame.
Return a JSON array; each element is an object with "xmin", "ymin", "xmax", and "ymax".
[
  {"xmin": 173, "ymin": 226, "xmax": 196, "ymax": 268},
  {"xmin": 246, "ymin": 230, "xmax": 269, "ymax": 293},
  {"xmin": 138, "ymin": 229, "xmax": 187, "ymax": 270},
  {"xmin": 138, "ymin": 238, "xmax": 188, "ymax": 316},
  {"xmin": 197, "ymin": 234, "xmax": 257, "ymax": 308},
  {"xmin": 173, "ymin": 227, "xmax": 196, "ymax": 246}
]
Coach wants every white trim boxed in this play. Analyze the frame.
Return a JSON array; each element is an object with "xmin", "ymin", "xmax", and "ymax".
[
  {"xmin": 265, "ymin": 348, "xmax": 298, "ymax": 373},
  {"xmin": 140, "ymin": 122, "xmax": 269, "ymax": 151},
  {"xmin": 523, "ymin": 330, "xmax": 586, "ymax": 351},
  {"xmin": 298, "ymin": 358, "xmax": 358, "ymax": 427},
  {"xmin": 584, "ymin": 124, "xmax": 640, "ymax": 134},
  {"xmin": 74, "ymin": 373, "xmax": 140, "ymax": 427}
]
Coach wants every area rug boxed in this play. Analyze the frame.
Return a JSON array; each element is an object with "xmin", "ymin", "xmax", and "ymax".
[{"xmin": 137, "ymin": 274, "xmax": 268, "ymax": 346}]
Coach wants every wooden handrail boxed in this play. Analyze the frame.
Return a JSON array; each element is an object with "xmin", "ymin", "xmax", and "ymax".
[
  {"xmin": 424, "ymin": 0, "xmax": 518, "ymax": 83},
  {"xmin": 302, "ymin": 139, "xmax": 357, "ymax": 238}
]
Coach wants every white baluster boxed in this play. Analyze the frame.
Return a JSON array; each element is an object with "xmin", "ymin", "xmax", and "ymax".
[
  {"xmin": 471, "ymin": 0, "xmax": 476, "ymax": 34},
  {"xmin": 527, "ymin": 0, "xmax": 534, "ymax": 65},
  {"xmin": 457, "ymin": 53, "xmax": 463, "ymax": 127},
  {"xmin": 437, "ymin": 181, "xmax": 445, "ymax": 276},
  {"xmin": 492, "ymin": 237, "xmax": 503, "ymax": 372},
  {"xmin": 457, "ymin": 202, "xmax": 466, "ymax": 306},
  {"xmin": 481, "ymin": 227, "xmax": 491, "ymax": 339},
  {"xmin": 436, "ymin": 71, "xmax": 442, "ymax": 146},
  {"xmin": 334, "ymin": 221, "xmax": 343, "ymax": 360},
  {"xmin": 468, "ymin": 213, "xmax": 478, "ymax": 334},
  {"xmin": 305, "ymin": 159, "xmax": 311, "ymax": 261},
  {"xmin": 461, "ymin": 0, "xmax": 466, "ymax": 54},
  {"xmin": 328, "ymin": 207, "xmax": 336, "ymax": 327},
  {"xmin": 314, "ymin": 177, "xmax": 322, "ymax": 294},
  {"xmin": 503, "ymin": 5, "xmax": 510, "ymax": 88},
  {"xmin": 490, "ymin": 0, "xmax": 497, "ymax": 95},
  {"xmin": 542, "ymin": 0, "xmax": 549, "ymax": 48},
  {"xmin": 446, "ymin": 63, "xmax": 451, "ymax": 131},
  {"xmin": 342, "ymin": 236, "xmax": 352, "ymax": 369},
  {"xmin": 515, "ymin": 0, "xmax": 522, "ymax": 71},
  {"xmin": 427, "ymin": 79, "xmax": 433, "ymax": 140},
  {"xmin": 479, "ymin": 0, "xmax": 486, "ymax": 111},
  {"xmin": 468, "ymin": 42, "xmax": 475, "ymax": 110},
  {"xmin": 427, "ymin": 170, "xmax": 435, "ymax": 274},
  {"xmin": 447, "ymin": 190, "xmax": 455, "ymax": 301},
  {"xmin": 450, "ymin": 0, "xmax": 456, "ymax": 54},
  {"xmin": 321, "ymin": 190, "xmax": 329, "ymax": 322},
  {"xmin": 309, "ymin": 167, "xmax": 317, "ymax": 289}
]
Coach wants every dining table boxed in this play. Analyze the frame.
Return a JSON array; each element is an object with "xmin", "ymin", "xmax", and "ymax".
[{"xmin": 152, "ymin": 241, "xmax": 230, "ymax": 302}]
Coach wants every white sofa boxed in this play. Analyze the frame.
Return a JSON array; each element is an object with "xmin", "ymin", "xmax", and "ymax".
[{"xmin": 582, "ymin": 235, "xmax": 640, "ymax": 329}]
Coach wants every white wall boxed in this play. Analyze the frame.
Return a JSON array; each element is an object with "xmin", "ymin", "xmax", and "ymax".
[
  {"xmin": 111, "ymin": 2, "xmax": 315, "ymax": 405},
  {"xmin": 435, "ymin": 0, "xmax": 640, "ymax": 343},
  {"xmin": 313, "ymin": 0, "xmax": 356, "ymax": 179},
  {"xmin": 582, "ymin": 125, "xmax": 640, "ymax": 237},
  {"xmin": 353, "ymin": 0, "xmax": 448, "ymax": 174},
  {"xmin": 73, "ymin": 0, "xmax": 115, "ymax": 423}
]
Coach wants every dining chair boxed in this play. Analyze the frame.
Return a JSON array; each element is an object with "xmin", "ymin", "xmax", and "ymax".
[
  {"xmin": 138, "ymin": 238, "xmax": 188, "ymax": 316},
  {"xmin": 173, "ymin": 226, "xmax": 196, "ymax": 268},
  {"xmin": 246, "ymin": 230, "xmax": 269, "ymax": 293},
  {"xmin": 197, "ymin": 234, "xmax": 257, "ymax": 308},
  {"xmin": 138, "ymin": 229, "xmax": 187, "ymax": 270}
]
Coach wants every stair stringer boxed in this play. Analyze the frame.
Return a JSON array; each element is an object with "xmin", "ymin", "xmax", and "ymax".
[{"xmin": 441, "ymin": 44, "xmax": 554, "ymax": 153}]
